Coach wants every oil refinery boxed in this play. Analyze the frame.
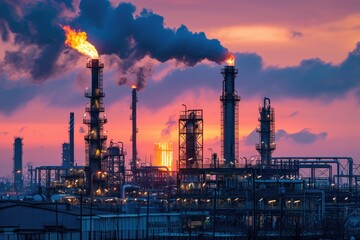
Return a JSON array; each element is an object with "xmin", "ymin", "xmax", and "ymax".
[{"xmin": 0, "ymin": 54, "xmax": 360, "ymax": 240}]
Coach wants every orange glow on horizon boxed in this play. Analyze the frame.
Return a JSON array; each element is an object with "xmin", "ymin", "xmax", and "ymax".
[
  {"xmin": 61, "ymin": 25, "xmax": 99, "ymax": 59},
  {"xmin": 226, "ymin": 53, "xmax": 235, "ymax": 66}
]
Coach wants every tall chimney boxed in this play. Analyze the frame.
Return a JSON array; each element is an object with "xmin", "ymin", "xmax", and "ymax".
[
  {"xmin": 84, "ymin": 59, "xmax": 107, "ymax": 195},
  {"xmin": 69, "ymin": 112, "xmax": 74, "ymax": 166},
  {"xmin": 131, "ymin": 85, "xmax": 138, "ymax": 174},
  {"xmin": 13, "ymin": 137, "xmax": 23, "ymax": 192},
  {"xmin": 220, "ymin": 64, "xmax": 240, "ymax": 167}
]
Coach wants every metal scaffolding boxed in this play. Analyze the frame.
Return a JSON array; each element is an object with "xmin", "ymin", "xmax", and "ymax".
[
  {"xmin": 256, "ymin": 97, "xmax": 276, "ymax": 167},
  {"xmin": 83, "ymin": 59, "xmax": 107, "ymax": 195},
  {"xmin": 179, "ymin": 109, "xmax": 203, "ymax": 169},
  {"xmin": 220, "ymin": 64, "xmax": 240, "ymax": 167},
  {"xmin": 103, "ymin": 141, "xmax": 126, "ymax": 197}
]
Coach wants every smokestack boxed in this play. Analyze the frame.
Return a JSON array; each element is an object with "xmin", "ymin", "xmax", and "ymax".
[
  {"xmin": 84, "ymin": 59, "xmax": 107, "ymax": 195},
  {"xmin": 220, "ymin": 63, "xmax": 240, "ymax": 167},
  {"xmin": 256, "ymin": 97, "xmax": 276, "ymax": 167},
  {"xmin": 13, "ymin": 137, "xmax": 23, "ymax": 192},
  {"xmin": 69, "ymin": 112, "xmax": 74, "ymax": 166},
  {"xmin": 131, "ymin": 85, "xmax": 138, "ymax": 174}
]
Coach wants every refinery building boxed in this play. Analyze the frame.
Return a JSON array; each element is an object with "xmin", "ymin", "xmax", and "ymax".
[{"xmin": 1, "ymin": 54, "xmax": 360, "ymax": 240}]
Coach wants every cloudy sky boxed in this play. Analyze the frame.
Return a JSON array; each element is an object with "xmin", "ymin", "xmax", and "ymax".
[{"xmin": 1, "ymin": 0, "xmax": 360, "ymax": 177}]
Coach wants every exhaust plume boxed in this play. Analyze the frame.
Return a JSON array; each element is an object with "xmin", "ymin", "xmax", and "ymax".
[
  {"xmin": 0, "ymin": 0, "xmax": 228, "ymax": 83},
  {"xmin": 161, "ymin": 115, "xmax": 177, "ymax": 138},
  {"xmin": 117, "ymin": 63, "xmax": 152, "ymax": 90}
]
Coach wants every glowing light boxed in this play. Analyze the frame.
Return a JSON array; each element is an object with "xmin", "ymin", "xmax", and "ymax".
[
  {"xmin": 154, "ymin": 142, "xmax": 173, "ymax": 170},
  {"xmin": 132, "ymin": 84, "xmax": 137, "ymax": 89},
  {"xmin": 61, "ymin": 25, "xmax": 98, "ymax": 59},
  {"xmin": 225, "ymin": 53, "xmax": 235, "ymax": 66}
]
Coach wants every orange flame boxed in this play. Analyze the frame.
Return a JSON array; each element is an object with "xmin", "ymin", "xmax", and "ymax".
[
  {"xmin": 225, "ymin": 53, "xmax": 235, "ymax": 66},
  {"xmin": 132, "ymin": 84, "xmax": 137, "ymax": 89},
  {"xmin": 61, "ymin": 25, "xmax": 98, "ymax": 59}
]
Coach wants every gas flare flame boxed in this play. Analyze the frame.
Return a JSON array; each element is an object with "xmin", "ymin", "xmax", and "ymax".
[
  {"xmin": 225, "ymin": 53, "xmax": 235, "ymax": 66},
  {"xmin": 132, "ymin": 84, "xmax": 137, "ymax": 89},
  {"xmin": 61, "ymin": 25, "xmax": 98, "ymax": 59}
]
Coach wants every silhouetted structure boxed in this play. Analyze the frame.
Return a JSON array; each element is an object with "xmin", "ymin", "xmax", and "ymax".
[
  {"xmin": 256, "ymin": 97, "xmax": 276, "ymax": 167},
  {"xmin": 13, "ymin": 137, "xmax": 23, "ymax": 192},
  {"xmin": 84, "ymin": 59, "xmax": 107, "ymax": 195},
  {"xmin": 131, "ymin": 85, "xmax": 138, "ymax": 175},
  {"xmin": 179, "ymin": 109, "xmax": 203, "ymax": 169},
  {"xmin": 62, "ymin": 143, "xmax": 71, "ymax": 167},
  {"xmin": 69, "ymin": 112, "xmax": 75, "ymax": 166},
  {"xmin": 220, "ymin": 63, "xmax": 240, "ymax": 166}
]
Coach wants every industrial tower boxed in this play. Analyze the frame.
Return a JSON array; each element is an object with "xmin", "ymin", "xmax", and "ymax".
[
  {"xmin": 62, "ymin": 112, "xmax": 75, "ymax": 168},
  {"xmin": 62, "ymin": 143, "xmax": 70, "ymax": 167},
  {"xmin": 256, "ymin": 97, "xmax": 276, "ymax": 167},
  {"xmin": 220, "ymin": 62, "xmax": 240, "ymax": 166},
  {"xmin": 83, "ymin": 59, "xmax": 107, "ymax": 195},
  {"xmin": 179, "ymin": 109, "xmax": 203, "ymax": 169},
  {"xmin": 13, "ymin": 137, "xmax": 23, "ymax": 192},
  {"xmin": 103, "ymin": 140, "xmax": 126, "ymax": 197},
  {"xmin": 69, "ymin": 112, "xmax": 75, "ymax": 166},
  {"xmin": 130, "ymin": 85, "xmax": 138, "ymax": 175}
]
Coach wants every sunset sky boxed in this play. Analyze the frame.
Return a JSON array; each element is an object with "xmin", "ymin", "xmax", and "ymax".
[{"xmin": 1, "ymin": 0, "xmax": 360, "ymax": 178}]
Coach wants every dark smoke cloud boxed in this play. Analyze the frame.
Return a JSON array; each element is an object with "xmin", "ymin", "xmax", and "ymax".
[
  {"xmin": 0, "ymin": 0, "xmax": 227, "ymax": 82},
  {"xmin": 117, "ymin": 62, "xmax": 153, "ymax": 90},
  {"xmin": 0, "ymin": 0, "xmax": 74, "ymax": 82},
  {"xmin": 0, "ymin": 77, "xmax": 39, "ymax": 113},
  {"xmin": 0, "ymin": 0, "xmax": 227, "ymax": 114},
  {"xmin": 139, "ymin": 42, "xmax": 360, "ymax": 109},
  {"xmin": 243, "ymin": 128, "xmax": 327, "ymax": 146},
  {"xmin": 76, "ymin": 1, "xmax": 228, "ymax": 67}
]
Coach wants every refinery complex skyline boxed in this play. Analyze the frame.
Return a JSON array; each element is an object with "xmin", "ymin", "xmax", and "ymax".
[
  {"xmin": 1, "ymin": 1, "xmax": 360, "ymax": 239},
  {"xmin": 1, "ymin": 0, "xmax": 360, "ymax": 178}
]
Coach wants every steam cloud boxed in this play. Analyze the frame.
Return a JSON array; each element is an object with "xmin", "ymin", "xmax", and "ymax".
[
  {"xmin": 243, "ymin": 128, "xmax": 328, "ymax": 145},
  {"xmin": 161, "ymin": 115, "xmax": 177, "ymax": 138},
  {"xmin": 0, "ymin": 0, "xmax": 228, "ymax": 83}
]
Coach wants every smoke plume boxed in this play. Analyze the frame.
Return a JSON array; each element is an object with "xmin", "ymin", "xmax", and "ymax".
[
  {"xmin": 117, "ymin": 62, "xmax": 153, "ymax": 90},
  {"xmin": 0, "ymin": 0, "xmax": 228, "ymax": 83},
  {"xmin": 161, "ymin": 115, "xmax": 177, "ymax": 138}
]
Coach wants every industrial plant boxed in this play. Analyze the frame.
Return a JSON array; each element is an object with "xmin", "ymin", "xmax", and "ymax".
[{"xmin": 1, "ymin": 55, "xmax": 360, "ymax": 240}]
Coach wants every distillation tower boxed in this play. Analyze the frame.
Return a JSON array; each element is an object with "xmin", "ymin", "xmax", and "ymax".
[
  {"xmin": 220, "ymin": 62, "xmax": 240, "ymax": 166},
  {"xmin": 103, "ymin": 141, "xmax": 126, "ymax": 197},
  {"xmin": 83, "ymin": 59, "xmax": 107, "ymax": 194},
  {"xmin": 256, "ymin": 97, "xmax": 276, "ymax": 167},
  {"xmin": 179, "ymin": 109, "xmax": 203, "ymax": 169}
]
